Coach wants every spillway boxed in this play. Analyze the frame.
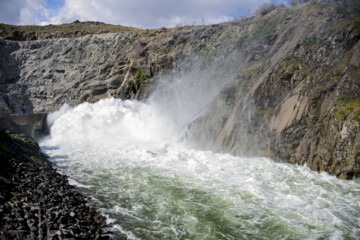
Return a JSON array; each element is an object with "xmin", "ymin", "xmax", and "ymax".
[{"xmin": 40, "ymin": 98, "xmax": 360, "ymax": 239}]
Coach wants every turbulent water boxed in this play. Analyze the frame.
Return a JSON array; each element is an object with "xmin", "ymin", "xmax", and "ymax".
[{"xmin": 40, "ymin": 97, "xmax": 360, "ymax": 240}]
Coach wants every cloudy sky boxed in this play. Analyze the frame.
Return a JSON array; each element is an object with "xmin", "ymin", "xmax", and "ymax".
[{"xmin": 0, "ymin": 0, "xmax": 288, "ymax": 28}]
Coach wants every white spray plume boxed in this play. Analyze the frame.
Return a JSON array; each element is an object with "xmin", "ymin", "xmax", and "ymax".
[{"xmin": 44, "ymin": 68, "xmax": 230, "ymax": 150}]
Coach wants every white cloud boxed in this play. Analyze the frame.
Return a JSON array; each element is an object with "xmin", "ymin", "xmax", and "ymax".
[
  {"xmin": 0, "ymin": 0, "xmax": 59, "ymax": 25},
  {"xmin": 1, "ymin": 0, "xmax": 276, "ymax": 28},
  {"xmin": 18, "ymin": 0, "xmax": 46, "ymax": 25},
  {"xmin": 47, "ymin": 0, "xmax": 271, "ymax": 28},
  {"xmin": 0, "ymin": 0, "xmax": 24, "ymax": 24}
]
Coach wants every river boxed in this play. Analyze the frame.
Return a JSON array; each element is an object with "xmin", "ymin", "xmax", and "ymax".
[{"xmin": 40, "ymin": 97, "xmax": 360, "ymax": 239}]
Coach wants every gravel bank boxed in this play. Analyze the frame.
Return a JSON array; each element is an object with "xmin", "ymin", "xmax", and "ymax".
[{"xmin": 0, "ymin": 131, "xmax": 119, "ymax": 239}]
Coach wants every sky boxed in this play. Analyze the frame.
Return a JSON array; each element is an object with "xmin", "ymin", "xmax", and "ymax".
[{"xmin": 0, "ymin": 0, "xmax": 288, "ymax": 29}]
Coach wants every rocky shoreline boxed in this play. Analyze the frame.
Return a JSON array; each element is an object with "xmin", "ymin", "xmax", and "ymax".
[{"xmin": 0, "ymin": 130, "xmax": 117, "ymax": 239}]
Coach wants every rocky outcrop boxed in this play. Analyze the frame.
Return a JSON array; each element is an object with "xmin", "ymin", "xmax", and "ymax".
[
  {"xmin": 186, "ymin": 0, "xmax": 360, "ymax": 179},
  {"xmin": 0, "ymin": 131, "xmax": 113, "ymax": 239},
  {"xmin": 0, "ymin": 0, "xmax": 359, "ymax": 178},
  {"xmin": 0, "ymin": 17, "xmax": 261, "ymax": 113}
]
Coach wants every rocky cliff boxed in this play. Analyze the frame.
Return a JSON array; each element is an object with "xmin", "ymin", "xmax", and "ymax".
[
  {"xmin": 186, "ymin": 0, "xmax": 360, "ymax": 179},
  {"xmin": 1, "ymin": 0, "xmax": 359, "ymax": 178}
]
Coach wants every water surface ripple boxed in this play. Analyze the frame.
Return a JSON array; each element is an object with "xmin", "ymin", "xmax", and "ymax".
[{"xmin": 41, "ymin": 98, "xmax": 360, "ymax": 240}]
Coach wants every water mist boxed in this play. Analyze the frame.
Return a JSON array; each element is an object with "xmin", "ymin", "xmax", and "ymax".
[{"xmin": 40, "ymin": 70, "xmax": 360, "ymax": 239}]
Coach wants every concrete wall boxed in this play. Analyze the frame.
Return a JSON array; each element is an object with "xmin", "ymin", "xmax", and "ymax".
[{"xmin": 0, "ymin": 113, "xmax": 48, "ymax": 140}]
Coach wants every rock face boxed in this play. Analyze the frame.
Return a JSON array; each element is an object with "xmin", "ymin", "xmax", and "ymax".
[
  {"xmin": 0, "ymin": 131, "xmax": 113, "ymax": 239},
  {"xmin": 186, "ymin": 0, "xmax": 360, "ymax": 179},
  {"xmin": 0, "ymin": 32, "xmax": 139, "ymax": 112},
  {"xmin": 0, "ymin": 0, "xmax": 360, "ymax": 178}
]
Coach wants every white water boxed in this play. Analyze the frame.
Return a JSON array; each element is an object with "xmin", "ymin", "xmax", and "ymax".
[{"xmin": 40, "ymin": 97, "xmax": 360, "ymax": 240}]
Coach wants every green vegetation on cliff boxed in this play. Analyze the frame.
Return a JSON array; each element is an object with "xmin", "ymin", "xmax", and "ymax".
[
  {"xmin": 336, "ymin": 97, "xmax": 360, "ymax": 123},
  {"xmin": 0, "ymin": 21, "xmax": 140, "ymax": 40}
]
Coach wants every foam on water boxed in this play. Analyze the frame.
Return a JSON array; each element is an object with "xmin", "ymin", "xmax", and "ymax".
[{"xmin": 40, "ymin": 98, "xmax": 360, "ymax": 240}]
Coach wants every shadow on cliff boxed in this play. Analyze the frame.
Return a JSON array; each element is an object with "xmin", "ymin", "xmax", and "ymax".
[{"xmin": 0, "ymin": 40, "xmax": 34, "ymax": 114}]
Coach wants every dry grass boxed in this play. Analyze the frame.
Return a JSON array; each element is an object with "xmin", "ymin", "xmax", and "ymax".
[{"xmin": 0, "ymin": 21, "xmax": 142, "ymax": 40}]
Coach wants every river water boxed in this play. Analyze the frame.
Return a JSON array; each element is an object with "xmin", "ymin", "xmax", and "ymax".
[{"xmin": 40, "ymin": 97, "xmax": 360, "ymax": 240}]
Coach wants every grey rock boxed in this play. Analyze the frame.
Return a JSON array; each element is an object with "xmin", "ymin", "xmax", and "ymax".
[{"xmin": 0, "ymin": 0, "xmax": 359, "ymax": 185}]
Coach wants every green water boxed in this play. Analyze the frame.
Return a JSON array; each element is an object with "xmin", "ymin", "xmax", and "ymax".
[
  {"xmin": 40, "ymin": 98, "xmax": 360, "ymax": 239},
  {"xmin": 43, "ymin": 147, "xmax": 360, "ymax": 240}
]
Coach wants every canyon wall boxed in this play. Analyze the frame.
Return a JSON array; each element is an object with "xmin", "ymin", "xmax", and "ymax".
[{"xmin": 1, "ymin": 0, "xmax": 359, "ymax": 178}]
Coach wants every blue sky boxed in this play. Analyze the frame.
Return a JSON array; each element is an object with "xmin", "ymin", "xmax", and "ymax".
[{"xmin": 0, "ymin": 0, "xmax": 289, "ymax": 28}]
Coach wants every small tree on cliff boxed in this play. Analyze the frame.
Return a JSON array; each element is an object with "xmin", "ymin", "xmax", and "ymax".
[
  {"xmin": 255, "ymin": 3, "xmax": 286, "ymax": 16},
  {"xmin": 289, "ymin": 0, "xmax": 311, "ymax": 6}
]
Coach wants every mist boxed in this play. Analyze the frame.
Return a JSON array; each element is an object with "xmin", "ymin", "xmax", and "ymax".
[
  {"xmin": 39, "ymin": 66, "xmax": 360, "ymax": 239},
  {"xmin": 149, "ymin": 69, "xmax": 230, "ymax": 130},
  {"xmin": 43, "ymin": 59, "xmax": 233, "ymax": 151}
]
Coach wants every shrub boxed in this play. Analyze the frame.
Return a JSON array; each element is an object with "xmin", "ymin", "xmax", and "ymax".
[
  {"xmin": 289, "ymin": 0, "xmax": 311, "ymax": 6},
  {"xmin": 255, "ymin": 3, "xmax": 277, "ymax": 16},
  {"xmin": 254, "ymin": 3, "xmax": 285, "ymax": 16},
  {"xmin": 134, "ymin": 71, "xmax": 150, "ymax": 85}
]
